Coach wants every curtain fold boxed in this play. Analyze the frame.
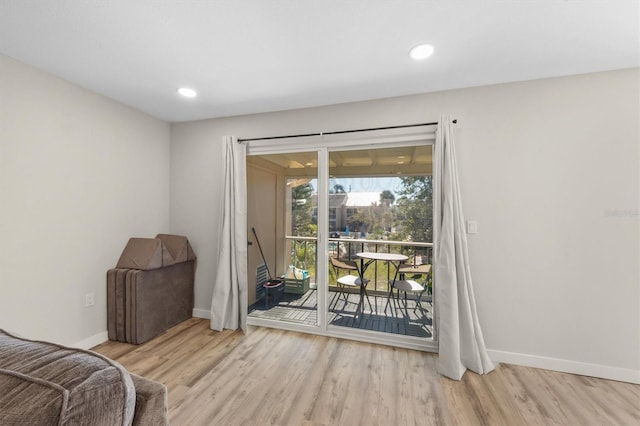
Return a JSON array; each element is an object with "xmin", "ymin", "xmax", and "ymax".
[
  {"xmin": 434, "ymin": 115, "xmax": 495, "ymax": 380},
  {"xmin": 210, "ymin": 136, "xmax": 248, "ymax": 333}
]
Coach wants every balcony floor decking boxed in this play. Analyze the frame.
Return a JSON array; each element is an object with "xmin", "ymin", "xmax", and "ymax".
[{"xmin": 248, "ymin": 288, "xmax": 433, "ymax": 338}]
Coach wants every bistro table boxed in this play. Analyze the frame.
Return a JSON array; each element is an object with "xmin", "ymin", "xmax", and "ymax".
[{"xmin": 355, "ymin": 252, "xmax": 408, "ymax": 315}]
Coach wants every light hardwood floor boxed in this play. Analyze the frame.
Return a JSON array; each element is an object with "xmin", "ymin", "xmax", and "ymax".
[{"xmin": 93, "ymin": 318, "xmax": 639, "ymax": 425}]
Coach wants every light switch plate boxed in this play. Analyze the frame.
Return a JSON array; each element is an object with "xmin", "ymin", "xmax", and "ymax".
[{"xmin": 466, "ymin": 220, "xmax": 478, "ymax": 234}]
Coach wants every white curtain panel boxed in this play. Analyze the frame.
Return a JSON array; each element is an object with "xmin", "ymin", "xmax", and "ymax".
[
  {"xmin": 210, "ymin": 136, "xmax": 248, "ymax": 333},
  {"xmin": 434, "ymin": 115, "xmax": 495, "ymax": 380}
]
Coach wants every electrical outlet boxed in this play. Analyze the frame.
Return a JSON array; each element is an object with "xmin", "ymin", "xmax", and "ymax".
[{"xmin": 85, "ymin": 292, "xmax": 95, "ymax": 307}]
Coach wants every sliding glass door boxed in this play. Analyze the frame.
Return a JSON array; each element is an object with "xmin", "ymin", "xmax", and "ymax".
[{"xmin": 245, "ymin": 128, "xmax": 437, "ymax": 351}]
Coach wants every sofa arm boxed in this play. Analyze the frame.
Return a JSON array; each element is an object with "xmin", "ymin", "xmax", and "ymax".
[{"xmin": 130, "ymin": 374, "xmax": 168, "ymax": 426}]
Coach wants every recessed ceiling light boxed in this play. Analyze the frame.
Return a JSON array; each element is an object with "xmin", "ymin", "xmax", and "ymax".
[
  {"xmin": 409, "ymin": 44, "xmax": 434, "ymax": 61},
  {"xmin": 177, "ymin": 87, "xmax": 197, "ymax": 98}
]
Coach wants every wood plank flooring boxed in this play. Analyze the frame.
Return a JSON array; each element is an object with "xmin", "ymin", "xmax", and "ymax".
[{"xmin": 92, "ymin": 318, "xmax": 640, "ymax": 426}]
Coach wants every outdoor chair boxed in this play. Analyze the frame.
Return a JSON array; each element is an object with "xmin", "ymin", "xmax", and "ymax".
[
  {"xmin": 330, "ymin": 256, "xmax": 358, "ymax": 275},
  {"xmin": 398, "ymin": 262, "xmax": 432, "ymax": 285},
  {"xmin": 329, "ymin": 257, "xmax": 370, "ymax": 311},
  {"xmin": 392, "ymin": 261, "xmax": 432, "ymax": 312}
]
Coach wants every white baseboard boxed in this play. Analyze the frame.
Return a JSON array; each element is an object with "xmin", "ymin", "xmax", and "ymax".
[
  {"xmin": 193, "ymin": 308, "xmax": 210, "ymax": 319},
  {"xmin": 72, "ymin": 331, "xmax": 109, "ymax": 350},
  {"xmin": 488, "ymin": 349, "xmax": 640, "ymax": 384}
]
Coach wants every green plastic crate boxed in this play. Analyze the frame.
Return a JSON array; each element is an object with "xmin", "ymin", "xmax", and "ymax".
[{"xmin": 283, "ymin": 276, "xmax": 310, "ymax": 294}]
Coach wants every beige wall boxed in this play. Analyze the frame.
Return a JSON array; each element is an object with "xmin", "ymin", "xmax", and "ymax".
[
  {"xmin": 0, "ymin": 54, "xmax": 170, "ymax": 346},
  {"xmin": 171, "ymin": 68, "xmax": 639, "ymax": 380}
]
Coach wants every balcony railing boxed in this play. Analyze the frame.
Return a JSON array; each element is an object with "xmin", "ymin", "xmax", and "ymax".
[{"xmin": 285, "ymin": 236, "xmax": 433, "ymax": 294}]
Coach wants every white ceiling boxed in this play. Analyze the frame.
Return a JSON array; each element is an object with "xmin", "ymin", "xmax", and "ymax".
[{"xmin": 1, "ymin": 0, "xmax": 638, "ymax": 123}]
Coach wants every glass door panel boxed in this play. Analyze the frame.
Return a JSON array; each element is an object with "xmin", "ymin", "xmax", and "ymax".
[
  {"xmin": 327, "ymin": 146, "xmax": 434, "ymax": 339},
  {"xmin": 246, "ymin": 152, "xmax": 319, "ymax": 327}
]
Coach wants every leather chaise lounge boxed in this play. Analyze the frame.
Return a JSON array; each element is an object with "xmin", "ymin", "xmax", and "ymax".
[{"xmin": 107, "ymin": 234, "xmax": 196, "ymax": 345}]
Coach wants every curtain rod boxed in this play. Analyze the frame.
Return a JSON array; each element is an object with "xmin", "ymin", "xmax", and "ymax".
[{"xmin": 237, "ymin": 119, "xmax": 456, "ymax": 143}]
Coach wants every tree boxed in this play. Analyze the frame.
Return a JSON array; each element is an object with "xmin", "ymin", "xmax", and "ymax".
[
  {"xmin": 394, "ymin": 176, "xmax": 433, "ymax": 243},
  {"xmin": 380, "ymin": 190, "xmax": 395, "ymax": 206},
  {"xmin": 330, "ymin": 183, "xmax": 346, "ymax": 194},
  {"xmin": 291, "ymin": 183, "xmax": 314, "ymax": 236},
  {"xmin": 346, "ymin": 208, "xmax": 368, "ymax": 234}
]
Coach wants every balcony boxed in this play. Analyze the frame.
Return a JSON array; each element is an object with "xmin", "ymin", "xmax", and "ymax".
[{"xmin": 248, "ymin": 236, "xmax": 433, "ymax": 338}]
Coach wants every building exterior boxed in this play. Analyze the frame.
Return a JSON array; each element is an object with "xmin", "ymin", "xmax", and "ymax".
[{"xmin": 313, "ymin": 191, "xmax": 382, "ymax": 233}]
